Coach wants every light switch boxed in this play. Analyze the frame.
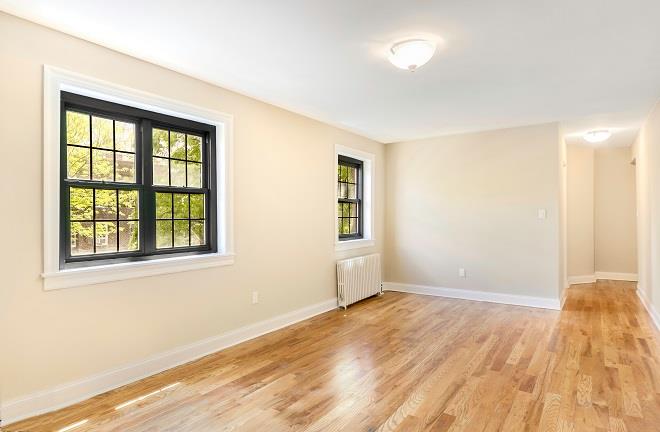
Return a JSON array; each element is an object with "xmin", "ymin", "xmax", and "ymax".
[
  {"xmin": 538, "ymin": 209, "xmax": 547, "ymax": 219},
  {"xmin": 459, "ymin": 268, "xmax": 466, "ymax": 278}
]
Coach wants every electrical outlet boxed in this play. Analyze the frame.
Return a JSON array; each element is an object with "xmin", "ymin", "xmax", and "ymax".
[
  {"xmin": 538, "ymin": 208, "xmax": 547, "ymax": 219},
  {"xmin": 252, "ymin": 291, "xmax": 259, "ymax": 304},
  {"xmin": 459, "ymin": 268, "xmax": 466, "ymax": 278}
]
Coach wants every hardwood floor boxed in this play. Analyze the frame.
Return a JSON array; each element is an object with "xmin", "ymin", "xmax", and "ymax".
[{"xmin": 6, "ymin": 281, "xmax": 660, "ymax": 431}]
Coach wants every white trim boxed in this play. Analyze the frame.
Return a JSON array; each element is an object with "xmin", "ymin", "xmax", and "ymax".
[
  {"xmin": 595, "ymin": 272, "xmax": 638, "ymax": 281},
  {"xmin": 568, "ymin": 274, "xmax": 597, "ymax": 285},
  {"xmin": 636, "ymin": 289, "xmax": 660, "ymax": 332},
  {"xmin": 42, "ymin": 253, "xmax": 235, "ymax": 290},
  {"xmin": 42, "ymin": 65, "xmax": 234, "ymax": 290},
  {"xmin": 1, "ymin": 297, "xmax": 338, "ymax": 426},
  {"xmin": 383, "ymin": 282, "xmax": 561, "ymax": 310},
  {"xmin": 334, "ymin": 239, "xmax": 375, "ymax": 251},
  {"xmin": 334, "ymin": 145, "xmax": 375, "ymax": 251}
]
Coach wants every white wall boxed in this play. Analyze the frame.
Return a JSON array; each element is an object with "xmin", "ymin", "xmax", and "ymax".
[
  {"xmin": 0, "ymin": 11, "xmax": 385, "ymax": 406},
  {"xmin": 567, "ymin": 145, "xmax": 595, "ymax": 277},
  {"xmin": 384, "ymin": 123, "xmax": 561, "ymax": 301},
  {"xmin": 594, "ymin": 147, "xmax": 637, "ymax": 274}
]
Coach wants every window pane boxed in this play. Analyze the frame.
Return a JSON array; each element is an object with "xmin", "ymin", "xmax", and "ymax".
[
  {"xmin": 174, "ymin": 220, "xmax": 189, "ymax": 247},
  {"xmin": 339, "ymin": 183, "xmax": 347, "ymax": 199},
  {"xmin": 191, "ymin": 221, "xmax": 205, "ymax": 246},
  {"xmin": 156, "ymin": 193, "xmax": 172, "ymax": 219},
  {"xmin": 95, "ymin": 189, "xmax": 117, "ymax": 220},
  {"xmin": 190, "ymin": 194, "xmax": 205, "ymax": 219},
  {"xmin": 70, "ymin": 188, "xmax": 93, "ymax": 220},
  {"xmin": 118, "ymin": 190, "xmax": 139, "ymax": 220},
  {"xmin": 173, "ymin": 193, "xmax": 189, "ymax": 218},
  {"xmin": 92, "ymin": 149, "xmax": 114, "ymax": 181},
  {"xmin": 337, "ymin": 203, "xmax": 342, "ymax": 217},
  {"xmin": 187, "ymin": 135, "xmax": 202, "ymax": 162},
  {"xmin": 115, "ymin": 121, "xmax": 136, "ymax": 152},
  {"xmin": 341, "ymin": 218, "xmax": 350, "ymax": 234},
  {"xmin": 115, "ymin": 152, "xmax": 136, "ymax": 183},
  {"xmin": 66, "ymin": 111, "xmax": 90, "ymax": 146},
  {"xmin": 71, "ymin": 222, "xmax": 93, "ymax": 256},
  {"xmin": 340, "ymin": 165, "xmax": 348, "ymax": 182},
  {"xmin": 347, "ymin": 184, "xmax": 356, "ymax": 199},
  {"xmin": 351, "ymin": 203, "xmax": 358, "ymax": 217},
  {"xmin": 342, "ymin": 203, "xmax": 350, "ymax": 217},
  {"xmin": 153, "ymin": 157, "xmax": 169, "ymax": 185},
  {"xmin": 156, "ymin": 220, "xmax": 173, "ymax": 249},
  {"xmin": 348, "ymin": 166, "xmax": 356, "ymax": 183},
  {"xmin": 67, "ymin": 146, "xmax": 90, "ymax": 180},
  {"xmin": 170, "ymin": 131, "xmax": 186, "ymax": 159},
  {"xmin": 350, "ymin": 218, "xmax": 357, "ymax": 234},
  {"xmin": 171, "ymin": 160, "xmax": 186, "ymax": 187},
  {"xmin": 187, "ymin": 162, "xmax": 202, "ymax": 188},
  {"xmin": 95, "ymin": 221, "xmax": 117, "ymax": 253},
  {"xmin": 92, "ymin": 116, "xmax": 113, "ymax": 149},
  {"xmin": 153, "ymin": 128, "xmax": 169, "ymax": 157},
  {"xmin": 119, "ymin": 221, "xmax": 139, "ymax": 252}
]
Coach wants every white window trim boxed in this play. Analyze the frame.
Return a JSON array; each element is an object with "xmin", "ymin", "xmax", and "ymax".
[
  {"xmin": 334, "ymin": 144, "xmax": 375, "ymax": 251},
  {"xmin": 42, "ymin": 65, "xmax": 234, "ymax": 290}
]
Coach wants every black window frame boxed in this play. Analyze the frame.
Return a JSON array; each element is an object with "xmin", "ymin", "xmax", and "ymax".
[
  {"xmin": 337, "ymin": 155, "xmax": 364, "ymax": 241},
  {"xmin": 60, "ymin": 91, "xmax": 217, "ymax": 269}
]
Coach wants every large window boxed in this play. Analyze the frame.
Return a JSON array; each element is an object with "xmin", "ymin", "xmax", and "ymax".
[
  {"xmin": 61, "ymin": 92, "xmax": 216, "ymax": 268},
  {"xmin": 337, "ymin": 155, "xmax": 363, "ymax": 240}
]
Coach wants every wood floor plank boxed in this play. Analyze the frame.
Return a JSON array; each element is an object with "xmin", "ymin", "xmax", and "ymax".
[{"xmin": 6, "ymin": 281, "xmax": 660, "ymax": 431}]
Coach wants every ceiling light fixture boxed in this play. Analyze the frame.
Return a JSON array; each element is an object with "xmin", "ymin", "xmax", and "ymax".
[
  {"xmin": 388, "ymin": 39, "xmax": 436, "ymax": 71},
  {"xmin": 583, "ymin": 130, "xmax": 612, "ymax": 143}
]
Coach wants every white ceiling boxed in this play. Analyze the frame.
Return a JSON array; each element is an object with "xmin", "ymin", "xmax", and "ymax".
[{"xmin": 3, "ymin": 0, "xmax": 660, "ymax": 144}]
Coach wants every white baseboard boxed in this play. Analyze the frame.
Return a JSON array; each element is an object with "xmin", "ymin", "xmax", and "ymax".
[
  {"xmin": 567, "ymin": 275, "xmax": 597, "ymax": 285},
  {"xmin": 637, "ymin": 289, "xmax": 660, "ymax": 332},
  {"xmin": 567, "ymin": 273, "xmax": 639, "ymax": 285},
  {"xmin": 1, "ymin": 298, "xmax": 338, "ymax": 426},
  {"xmin": 595, "ymin": 272, "xmax": 638, "ymax": 282},
  {"xmin": 383, "ymin": 282, "xmax": 560, "ymax": 310}
]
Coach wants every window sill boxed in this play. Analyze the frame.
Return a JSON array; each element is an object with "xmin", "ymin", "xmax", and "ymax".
[
  {"xmin": 42, "ymin": 253, "xmax": 235, "ymax": 291},
  {"xmin": 335, "ymin": 239, "xmax": 375, "ymax": 252}
]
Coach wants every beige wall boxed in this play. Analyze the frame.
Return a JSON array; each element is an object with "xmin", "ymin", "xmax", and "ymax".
[
  {"xmin": 559, "ymin": 135, "xmax": 568, "ymax": 299},
  {"xmin": 567, "ymin": 145, "xmax": 595, "ymax": 277},
  {"xmin": 633, "ymin": 99, "xmax": 660, "ymax": 314},
  {"xmin": 384, "ymin": 123, "xmax": 561, "ymax": 300},
  {"xmin": 0, "ymin": 12, "xmax": 385, "ymax": 403},
  {"xmin": 594, "ymin": 147, "xmax": 637, "ymax": 274}
]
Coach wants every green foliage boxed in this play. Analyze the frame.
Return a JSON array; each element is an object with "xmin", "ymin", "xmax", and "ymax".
[
  {"xmin": 153, "ymin": 128, "xmax": 169, "ymax": 157},
  {"xmin": 115, "ymin": 121, "xmax": 136, "ymax": 152},
  {"xmin": 92, "ymin": 116, "xmax": 113, "ymax": 149},
  {"xmin": 171, "ymin": 132, "xmax": 186, "ymax": 159},
  {"xmin": 187, "ymin": 135, "xmax": 202, "ymax": 162},
  {"xmin": 190, "ymin": 194, "xmax": 204, "ymax": 219},
  {"xmin": 156, "ymin": 220, "xmax": 172, "ymax": 248},
  {"xmin": 66, "ymin": 111, "xmax": 89, "ymax": 146},
  {"xmin": 156, "ymin": 193, "xmax": 173, "ymax": 219},
  {"xmin": 70, "ymin": 187, "xmax": 139, "ymax": 254}
]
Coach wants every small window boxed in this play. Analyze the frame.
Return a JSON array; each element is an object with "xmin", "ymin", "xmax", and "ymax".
[
  {"xmin": 337, "ymin": 155, "xmax": 363, "ymax": 240},
  {"xmin": 61, "ymin": 92, "xmax": 217, "ymax": 268}
]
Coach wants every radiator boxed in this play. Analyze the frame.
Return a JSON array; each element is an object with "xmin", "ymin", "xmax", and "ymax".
[{"xmin": 336, "ymin": 253, "xmax": 382, "ymax": 309}]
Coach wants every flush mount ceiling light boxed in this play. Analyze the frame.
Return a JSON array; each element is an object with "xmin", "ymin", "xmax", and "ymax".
[
  {"xmin": 388, "ymin": 39, "xmax": 436, "ymax": 71},
  {"xmin": 583, "ymin": 129, "xmax": 612, "ymax": 143}
]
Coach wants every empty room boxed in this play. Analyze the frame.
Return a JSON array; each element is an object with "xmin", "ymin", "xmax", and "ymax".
[{"xmin": 1, "ymin": 1, "xmax": 660, "ymax": 431}]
